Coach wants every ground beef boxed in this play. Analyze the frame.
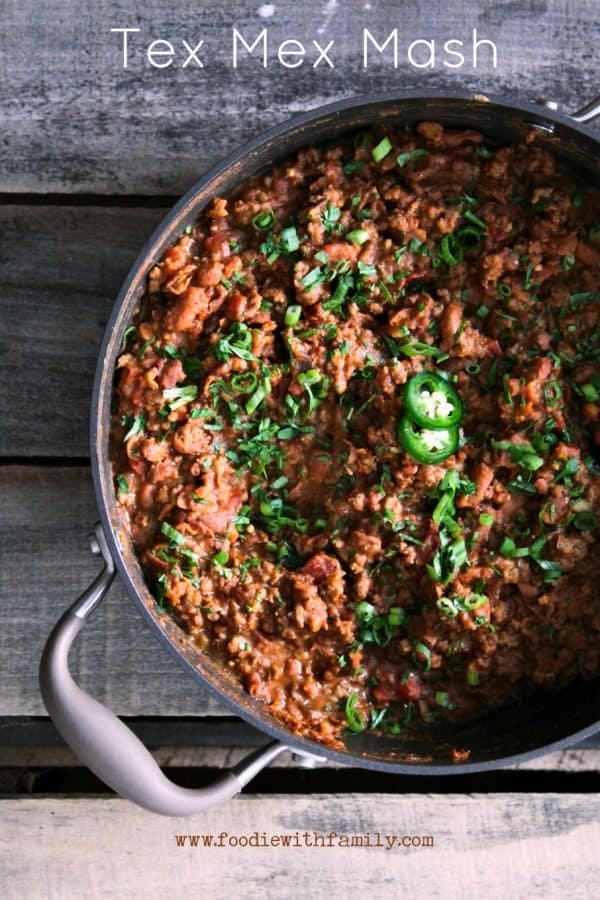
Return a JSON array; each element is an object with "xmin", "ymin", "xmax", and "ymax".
[{"xmin": 112, "ymin": 122, "xmax": 600, "ymax": 749}]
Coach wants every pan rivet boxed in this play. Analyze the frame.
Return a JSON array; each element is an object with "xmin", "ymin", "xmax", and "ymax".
[{"xmin": 292, "ymin": 752, "xmax": 327, "ymax": 768}]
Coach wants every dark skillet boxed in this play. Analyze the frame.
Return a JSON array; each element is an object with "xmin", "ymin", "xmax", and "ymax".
[{"xmin": 39, "ymin": 90, "xmax": 600, "ymax": 816}]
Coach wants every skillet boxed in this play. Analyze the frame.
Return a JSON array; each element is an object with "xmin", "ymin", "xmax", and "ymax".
[{"xmin": 40, "ymin": 89, "xmax": 600, "ymax": 815}]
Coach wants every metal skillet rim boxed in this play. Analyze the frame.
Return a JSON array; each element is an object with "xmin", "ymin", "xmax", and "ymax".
[{"xmin": 90, "ymin": 88, "xmax": 600, "ymax": 774}]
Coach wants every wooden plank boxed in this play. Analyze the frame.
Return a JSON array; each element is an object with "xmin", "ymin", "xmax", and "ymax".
[
  {"xmin": 1, "ymin": 718, "xmax": 598, "ymax": 769},
  {"xmin": 0, "ymin": 465, "xmax": 227, "ymax": 716},
  {"xmin": 0, "ymin": 205, "xmax": 167, "ymax": 457},
  {"xmin": 1, "ymin": 744, "xmax": 599, "ymax": 772},
  {"xmin": 1, "ymin": 0, "xmax": 599, "ymax": 194},
  {"xmin": 0, "ymin": 717, "xmax": 261, "ymax": 748},
  {"xmin": 1, "ymin": 795, "xmax": 598, "ymax": 898}
]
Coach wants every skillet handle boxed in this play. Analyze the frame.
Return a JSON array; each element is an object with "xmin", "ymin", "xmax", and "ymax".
[
  {"xmin": 543, "ymin": 95, "xmax": 600, "ymax": 124},
  {"xmin": 39, "ymin": 522, "xmax": 290, "ymax": 816},
  {"xmin": 570, "ymin": 96, "xmax": 600, "ymax": 124}
]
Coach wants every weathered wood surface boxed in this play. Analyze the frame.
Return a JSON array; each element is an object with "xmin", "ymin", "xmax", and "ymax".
[
  {"xmin": 1, "ymin": 795, "xmax": 598, "ymax": 899},
  {"xmin": 1, "ymin": 744, "xmax": 598, "ymax": 771},
  {"xmin": 1, "ymin": 0, "xmax": 599, "ymax": 823},
  {"xmin": 0, "ymin": 205, "xmax": 167, "ymax": 457},
  {"xmin": 1, "ymin": 0, "xmax": 599, "ymax": 195},
  {"xmin": 0, "ymin": 466, "xmax": 224, "ymax": 716},
  {"xmin": 0, "ymin": 716, "xmax": 598, "ymax": 767}
]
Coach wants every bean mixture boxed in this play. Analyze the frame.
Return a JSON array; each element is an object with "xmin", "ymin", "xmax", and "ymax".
[{"xmin": 112, "ymin": 122, "xmax": 600, "ymax": 748}]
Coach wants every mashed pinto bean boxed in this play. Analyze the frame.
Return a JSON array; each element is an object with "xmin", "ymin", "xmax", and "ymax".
[{"xmin": 112, "ymin": 123, "xmax": 600, "ymax": 748}]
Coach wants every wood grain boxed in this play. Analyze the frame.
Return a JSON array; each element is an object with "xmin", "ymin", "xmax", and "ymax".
[
  {"xmin": 1, "ymin": 744, "xmax": 598, "ymax": 772},
  {"xmin": 1, "ymin": 0, "xmax": 599, "ymax": 195},
  {"xmin": 0, "ymin": 465, "xmax": 226, "ymax": 716},
  {"xmin": 1, "ymin": 795, "xmax": 598, "ymax": 899},
  {"xmin": 0, "ymin": 205, "xmax": 167, "ymax": 457}
]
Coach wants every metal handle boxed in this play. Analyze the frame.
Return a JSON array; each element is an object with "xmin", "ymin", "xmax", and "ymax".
[
  {"xmin": 39, "ymin": 522, "xmax": 290, "ymax": 816},
  {"xmin": 571, "ymin": 96, "xmax": 600, "ymax": 124},
  {"xmin": 542, "ymin": 95, "xmax": 600, "ymax": 124}
]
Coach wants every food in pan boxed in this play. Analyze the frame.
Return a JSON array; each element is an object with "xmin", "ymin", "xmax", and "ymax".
[{"xmin": 112, "ymin": 122, "xmax": 600, "ymax": 748}]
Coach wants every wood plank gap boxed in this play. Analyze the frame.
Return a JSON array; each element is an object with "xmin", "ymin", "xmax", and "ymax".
[
  {"xmin": 0, "ymin": 457, "xmax": 91, "ymax": 467},
  {"xmin": 3, "ymin": 767, "xmax": 600, "ymax": 797}
]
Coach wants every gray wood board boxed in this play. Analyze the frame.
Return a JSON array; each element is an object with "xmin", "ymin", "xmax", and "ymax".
[
  {"xmin": 1, "ymin": 743, "xmax": 598, "ymax": 771},
  {"xmin": 1, "ymin": 795, "xmax": 598, "ymax": 899},
  {"xmin": 1, "ymin": 0, "xmax": 599, "ymax": 194},
  {"xmin": 0, "ymin": 465, "xmax": 226, "ymax": 716},
  {"xmin": 0, "ymin": 205, "xmax": 167, "ymax": 457},
  {"xmin": 0, "ymin": 717, "xmax": 597, "ymax": 767}
]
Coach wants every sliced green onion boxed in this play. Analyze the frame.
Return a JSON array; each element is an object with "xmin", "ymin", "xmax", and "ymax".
[
  {"xmin": 161, "ymin": 521, "xmax": 186, "ymax": 545},
  {"xmin": 345, "ymin": 692, "xmax": 366, "ymax": 733},
  {"xmin": 436, "ymin": 597, "xmax": 459, "ymax": 618},
  {"xmin": 372, "ymin": 136, "xmax": 392, "ymax": 162},
  {"xmin": 212, "ymin": 549, "xmax": 229, "ymax": 566},
  {"xmin": 284, "ymin": 305, "xmax": 302, "ymax": 326},
  {"xmin": 251, "ymin": 209, "xmax": 276, "ymax": 230},
  {"xmin": 397, "ymin": 340, "xmax": 448, "ymax": 360},
  {"xmin": 163, "ymin": 384, "xmax": 198, "ymax": 410},
  {"xmin": 467, "ymin": 669, "xmax": 479, "ymax": 686},
  {"xmin": 230, "ymin": 371, "xmax": 258, "ymax": 394},
  {"xmin": 438, "ymin": 234, "xmax": 463, "ymax": 267},
  {"xmin": 499, "ymin": 536, "xmax": 517, "ymax": 557},
  {"xmin": 123, "ymin": 413, "xmax": 146, "ymax": 442},
  {"xmin": 281, "ymin": 226, "xmax": 299, "ymax": 253},
  {"xmin": 446, "ymin": 538, "xmax": 468, "ymax": 574},
  {"xmin": 121, "ymin": 325, "xmax": 137, "ymax": 349},
  {"xmin": 435, "ymin": 691, "xmax": 453, "ymax": 709},
  {"xmin": 387, "ymin": 607, "xmax": 406, "ymax": 627},
  {"xmin": 370, "ymin": 707, "xmax": 388, "ymax": 729},
  {"xmin": 463, "ymin": 593, "xmax": 488, "ymax": 611},
  {"xmin": 497, "ymin": 282, "xmax": 512, "ymax": 298},
  {"xmin": 456, "ymin": 225, "xmax": 484, "ymax": 249},
  {"xmin": 323, "ymin": 272, "xmax": 352, "ymax": 313},
  {"xmin": 543, "ymin": 380, "xmax": 562, "ymax": 407},
  {"xmin": 479, "ymin": 512, "xmax": 494, "ymax": 526},
  {"xmin": 396, "ymin": 148, "xmax": 429, "ymax": 167},
  {"xmin": 346, "ymin": 228, "xmax": 370, "ymax": 246},
  {"xmin": 535, "ymin": 558, "xmax": 562, "ymax": 584},
  {"xmin": 299, "ymin": 266, "xmax": 323, "ymax": 290},
  {"xmin": 413, "ymin": 642, "xmax": 432, "ymax": 672},
  {"xmin": 464, "ymin": 209, "xmax": 486, "ymax": 229},
  {"xmin": 353, "ymin": 131, "xmax": 371, "ymax": 150},
  {"xmin": 116, "ymin": 475, "xmax": 129, "ymax": 496},
  {"xmin": 476, "ymin": 304, "xmax": 490, "ymax": 318},
  {"xmin": 245, "ymin": 375, "xmax": 271, "ymax": 415},
  {"xmin": 321, "ymin": 204, "xmax": 342, "ymax": 234},
  {"xmin": 343, "ymin": 160, "xmax": 365, "ymax": 175}
]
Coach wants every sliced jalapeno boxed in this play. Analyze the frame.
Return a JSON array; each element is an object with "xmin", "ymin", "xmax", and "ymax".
[
  {"xmin": 404, "ymin": 371, "xmax": 463, "ymax": 430},
  {"xmin": 397, "ymin": 415, "xmax": 459, "ymax": 464}
]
